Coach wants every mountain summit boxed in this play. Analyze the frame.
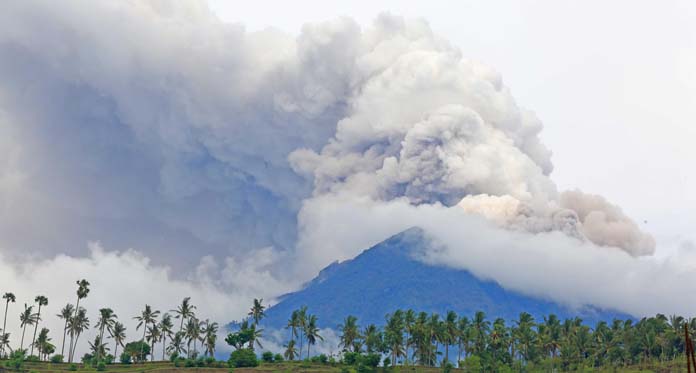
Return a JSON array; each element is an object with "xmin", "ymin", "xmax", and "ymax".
[{"xmin": 262, "ymin": 228, "xmax": 628, "ymax": 329}]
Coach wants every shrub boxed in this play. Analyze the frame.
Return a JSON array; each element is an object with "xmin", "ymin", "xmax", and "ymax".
[
  {"xmin": 119, "ymin": 352, "xmax": 131, "ymax": 364},
  {"xmin": 442, "ymin": 361, "xmax": 454, "ymax": 373},
  {"xmin": 184, "ymin": 358, "xmax": 196, "ymax": 367},
  {"xmin": 51, "ymin": 354, "xmax": 64, "ymax": 363},
  {"xmin": 363, "ymin": 354, "xmax": 380, "ymax": 368},
  {"xmin": 26, "ymin": 355, "xmax": 40, "ymax": 362},
  {"xmin": 169, "ymin": 352, "xmax": 179, "ymax": 362},
  {"xmin": 343, "ymin": 352, "xmax": 359, "ymax": 365},
  {"xmin": 262, "ymin": 351, "xmax": 274, "ymax": 363},
  {"xmin": 356, "ymin": 363, "xmax": 373, "ymax": 373},
  {"xmin": 205, "ymin": 356, "xmax": 216, "ymax": 366},
  {"xmin": 274, "ymin": 353, "xmax": 284, "ymax": 362},
  {"xmin": 96, "ymin": 362, "xmax": 106, "ymax": 371},
  {"xmin": 228, "ymin": 348, "xmax": 258, "ymax": 368},
  {"xmin": 340, "ymin": 368, "xmax": 351, "ymax": 373},
  {"xmin": 68, "ymin": 363, "xmax": 78, "ymax": 371}
]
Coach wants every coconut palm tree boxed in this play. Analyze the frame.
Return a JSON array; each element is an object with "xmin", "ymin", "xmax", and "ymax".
[
  {"xmin": 56, "ymin": 304, "xmax": 74, "ymax": 358},
  {"xmin": 19, "ymin": 303, "xmax": 38, "ymax": 352},
  {"xmin": 158, "ymin": 313, "xmax": 174, "ymax": 361},
  {"xmin": 68, "ymin": 307, "xmax": 89, "ymax": 363},
  {"xmin": 297, "ymin": 306, "xmax": 307, "ymax": 357},
  {"xmin": 167, "ymin": 331, "xmax": 186, "ymax": 358},
  {"xmin": 443, "ymin": 310, "xmax": 458, "ymax": 364},
  {"xmin": 284, "ymin": 339, "xmax": 297, "ymax": 361},
  {"xmin": 88, "ymin": 335, "xmax": 109, "ymax": 361},
  {"xmin": 110, "ymin": 321, "xmax": 126, "ymax": 361},
  {"xmin": 146, "ymin": 324, "xmax": 161, "ymax": 362},
  {"xmin": 29, "ymin": 295, "xmax": 48, "ymax": 357},
  {"xmin": 286, "ymin": 310, "xmax": 300, "ymax": 344},
  {"xmin": 134, "ymin": 305, "xmax": 160, "ymax": 362},
  {"xmin": 248, "ymin": 298, "xmax": 266, "ymax": 325},
  {"xmin": 69, "ymin": 279, "xmax": 90, "ymax": 362},
  {"xmin": 201, "ymin": 320, "xmax": 218, "ymax": 357},
  {"xmin": 339, "ymin": 315, "xmax": 360, "ymax": 353},
  {"xmin": 95, "ymin": 308, "xmax": 117, "ymax": 361},
  {"xmin": 33, "ymin": 328, "xmax": 52, "ymax": 361},
  {"xmin": 0, "ymin": 332, "xmax": 11, "ymax": 358},
  {"xmin": 304, "ymin": 314, "xmax": 322, "ymax": 359},
  {"xmin": 184, "ymin": 317, "xmax": 201, "ymax": 358},
  {"xmin": 2, "ymin": 292, "xmax": 16, "ymax": 358},
  {"xmin": 171, "ymin": 297, "xmax": 196, "ymax": 333}
]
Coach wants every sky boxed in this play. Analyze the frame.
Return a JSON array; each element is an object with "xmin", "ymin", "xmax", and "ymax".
[{"xmin": 1, "ymin": 0, "xmax": 696, "ymax": 358}]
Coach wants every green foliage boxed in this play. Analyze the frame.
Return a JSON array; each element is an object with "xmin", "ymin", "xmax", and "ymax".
[
  {"xmin": 462, "ymin": 355, "xmax": 482, "ymax": 372},
  {"xmin": 25, "ymin": 355, "xmax": 40, "ymax": 362},
  {"xmin": 228, "ymin": 348, "xmax": 258, "ymax": 368},
  {"xmin": 96, "ymin": 362, "xmax": 106, "ymax": 371},
  {"xmin": 383, "ymin": 356, "xmax": 391, "ymax": 368},
  {"xmin": 362, "ymin": 353, "xmax": 380, "ymax": 367},
  {"xmin": 261, "ymin": 350, "xmax": 274, "ymax": 362},
  {"xmin": 274, "ymin": 353, "xmax": 284, "ymax": 362},
  {"xmin": 442, "ymin": 361, "xmax": 454, "ymax": 373},
  {"xmin": 119, "ymin": 352, "xmax": 131, "ymax": 364},
  {"xmin": 343, "ymin": 351, "xmax": 359, "ymax": 365},
  {"xmin": 123, "ymin": 341, "xmax": 150, "ymax": 363},
  {"xmin": 68, "ymin": 363, "xmax": 78, "ymax": 371},
  {"xmin": 310, "ymin": 353, "xmax": 329, "ymax": 364},
  {"xmin": 50, "ymin": 354, "xmax": 64, "ymax": 363}
]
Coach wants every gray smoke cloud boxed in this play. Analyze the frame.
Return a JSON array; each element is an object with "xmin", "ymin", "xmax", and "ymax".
[{"xmin": 0, "ymin": 1, "xmax": 671, "ymax": 352}]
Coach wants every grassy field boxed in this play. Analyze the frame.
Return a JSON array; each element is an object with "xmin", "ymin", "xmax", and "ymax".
[{"xmin": 2, "ymin": 359, "xmax": 694, "ymax": 373}]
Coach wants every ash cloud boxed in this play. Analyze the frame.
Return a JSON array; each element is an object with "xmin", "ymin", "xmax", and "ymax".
[{"xmin": 0, "ymin": 0, "xmax": 670, "ymax": 341}]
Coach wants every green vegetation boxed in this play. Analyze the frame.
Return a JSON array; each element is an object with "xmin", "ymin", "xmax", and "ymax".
[{"xmin": 2, "ymin": 283, "xmax": 696, "ymax": 372}]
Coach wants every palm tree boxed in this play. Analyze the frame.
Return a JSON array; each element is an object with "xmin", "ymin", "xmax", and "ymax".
[
  {"xmin": 304, "ymin": 314, "xmax": 322, "ymax": 359},
  {"xmin": 201, "ymin": 320, "xmax": 218, "ymax": 357},
  {"xmin": 68, "ymin": 307, "xmax": 89, "ymax": 363},
  {"xmin": 248, "ymin": 298, "xmax": 266, "ymax": 325},
  {"xmin": 286, "ymin": 310, "xmax": 300, "ymax": 344},
  {"xmin": 158, "ymin": 314, "xmax": 174, "ymax": 361},
  {"xmin": 110, "ymin": 322, "xmax": 126, "ymax": 361},
  {"xmin": 167, "ymin": 331, "xmax": 186, "ymax": 358},
  {"xmin": 146, "ymin": 324, "xmax": 161, "ymax": 362},
  {"xmin": 29, "ymin": 295, "xmax": 48, "ymax": 357},
  {"xmin": 0, "ymin": 332, "xmax": 12, "ymax": 358},
  {"xmin": 88, "ymin": 335, "xmax": 109, "ymax": 361},
  {"xmin": 56, "ymin": 304, "xmax": 74, "ymax": 358},
  {"xmin": 184, "ymin": 317, "xmax": 201, "ymax": 358},
  {"xmin": 443, "ymin": 310, "xmax": 458, "ymax": 364},
  {"xmin": 339, "ymin": 315, "xmax": 360, "ymax": 352},
  {"xmin": 171, "ymin": 297, "xmax": 196, "ymax": 333},
  {"xmin": 2, "ymin": 292, "xmax": 16, "ymax": 358},
  {"xmin": 284, "ymin": 339, "xmax": 297, "ymax": 361},
  {"xmin": 95, "ymin": 308, "xmax": 117, "ymax": 361},
  {"xmin": 385, "ymin": 310, "xmax": 405, "ymax": 366},
  {"xmin": 297, "ymin": 306, "xmax": 307, "ymax": 356},
  {"xmin": 134, "ymin": 305, "xmax": 160, "ymax": 362},
  {"xmin": 69, "ymin": 279, "xmax": 90, "ymax": 362},
  {"xmin": 19, "ymin": 303, "xmax": 38, "ymax": 352},
  {"xmin": 33, "ymin": 328, "xmax": 52, "ymax": 361}
]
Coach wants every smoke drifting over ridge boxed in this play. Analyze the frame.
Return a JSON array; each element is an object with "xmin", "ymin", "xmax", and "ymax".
[{"xmin": 0, "ymin": 0, "xmax": 676, "ymax": 341}]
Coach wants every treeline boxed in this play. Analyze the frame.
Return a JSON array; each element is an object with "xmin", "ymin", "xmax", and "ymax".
[{"xmin": 1, "ymin": 282, "xmax": 220, "ymax": 367}]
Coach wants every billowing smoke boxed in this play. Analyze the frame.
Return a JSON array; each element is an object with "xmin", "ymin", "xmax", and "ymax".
[{"xmin": 0, "ymin": 0, "xmax": 672, "ymax": 354}]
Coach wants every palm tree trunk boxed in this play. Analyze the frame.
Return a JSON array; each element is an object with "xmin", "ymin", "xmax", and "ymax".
[
  {"xmin": 71, "ymin": 332, "xmax": 82, "ymax": 362},
  {"xmin": 162, "ymin": 336, "xmax": 166, "ymax": 361},
  {"xmin": 61, "ymin": 319, "xmax": 68, "ymax": 357},
  {"xmin": 69, "ymin": 297, "xmax": 80, "ymax": 363},
  {"xmin": 1, "ymin": 301, "xmax": 8, "ymax": 357},
  {"xmin": 141, "ymin": 325, "xmax": 147, "ymax": 363},
  {"xmin": 20, "ymin": 324, "xmax": 27, "ymax": 351},
  {"xmin": 307, "ymin": 342, "xmax": 310, "ymax": 359},
  {"xmin": 114, "ymin": 343, "xmax": 119, "ymax": 362},
  {"xmin": 30, "ymin": 305, "xmax": 42, "ymax": 356}
]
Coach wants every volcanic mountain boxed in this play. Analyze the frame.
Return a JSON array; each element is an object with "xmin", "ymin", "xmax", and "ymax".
[{"xmin": 261, "ymin": 228, "xmax": 628, "ymax": 330}]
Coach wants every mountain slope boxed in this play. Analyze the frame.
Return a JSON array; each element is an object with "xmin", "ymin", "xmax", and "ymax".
[{"xmin": 261, "ymin": 228, "xmax": 628, "ymax": 330}]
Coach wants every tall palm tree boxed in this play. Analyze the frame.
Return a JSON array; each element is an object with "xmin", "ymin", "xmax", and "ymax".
[
  {"xmin": 171, "ymin": 297, "xmax": 196, "ymax": 333},
  {"xmin": 339, "ymin": 315, "xmax": 360, "ymax": 352},
  {"xmin": 134, "ymin": 305, "xmax": 160, "ymax": 362},
  {"xmin": 286, "ymin": 310, "xmax": 300, "ymax": 344},
  {"xmin": 0, "ymin": 332, "xmax": 12, "ymax": 358},
  {"xmin": 443, "ymin": 310, "xmax": 458, "ymax": 364},
  {"xmin": 1, "ymin": 292, "xmax": 16, "ymax": 358},
  {"xmin": 69, "ymin": 279, "xmax": 90, "ymax": 362},
  {"xmin": 201, "ymin": 320, "xmax": 218, "ymax": 357},
  {"xmin": 29, "ymin": 295, "xmax": 48, "ymax": 357},
  {"xmin": 110, "ymin": 322, "xmax": 126, "ymax": 361},
  {"xmin": 146, "ymin": 324, "xmax": 161, "ymax": 362},
  {"xmin": 19, "ymin": 303, "xmax": 38, "ymax": 352},
  {"xmin": 184, "ymin": 317, "xmax": 201, "ymax": 358},
  {"xmin": 56, "ymin": 304, "xmax": 74, "ymax": 358},
  {"xmin": 248, "ymin": 298, "xmax": 266, "ymax": 325},
  {"xmin": 304, "ymin": 314, "xmax": 322, "ymax": 359},
  {"xmin": 95, "ymin": 308, "xmax": 117, "ymax": 361},
  {"xmin": 68, "ymin": 307, "xmax": 89, "ymax": 363},
  {"xmin": 158, "ymin": 314, "xmax": 174, "ymax": 361},
  {"xmin": 297, "ymin": 306, "xmax": 307, "ymax": 357}
]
